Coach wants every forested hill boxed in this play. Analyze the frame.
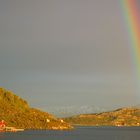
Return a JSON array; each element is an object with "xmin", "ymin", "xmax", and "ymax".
[{"xmin": 0, "ymin": 88, "xmax": 72, "ymax": 130}]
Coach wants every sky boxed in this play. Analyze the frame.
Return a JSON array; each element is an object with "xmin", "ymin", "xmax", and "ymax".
[{"xmin": 0, "ymin": 0, "xmax": 140, "ymax": 116}]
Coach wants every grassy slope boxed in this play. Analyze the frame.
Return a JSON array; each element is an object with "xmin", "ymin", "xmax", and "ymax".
[
  {"xmin": 64, "ymin": 108, "xmax": 140, "ymax": 126},
  {"xmin": 0, "ymin": 88, "xmax": 72, "ymax": 129}
]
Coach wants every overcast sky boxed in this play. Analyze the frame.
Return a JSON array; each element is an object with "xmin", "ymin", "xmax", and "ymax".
[{"xmin": 0, "ymin": 0, "xmax": 139, "ymax": 114}]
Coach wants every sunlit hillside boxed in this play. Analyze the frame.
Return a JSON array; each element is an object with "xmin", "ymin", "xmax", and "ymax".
[
  {"xmin": 64, "ymin": 108, "xmax": 140, "ymax": 126},
  {"xmin": 0, "ymin": 88, "xmax": 72, "ymax": 130}
]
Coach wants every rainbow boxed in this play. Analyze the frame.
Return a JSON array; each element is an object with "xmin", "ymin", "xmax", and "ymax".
[{"xmin": 122, "ymin": 0, "xmax": 140, "ymax": 92}]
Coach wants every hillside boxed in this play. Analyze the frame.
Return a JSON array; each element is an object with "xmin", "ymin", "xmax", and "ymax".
[
  {"xmin": 0, "ymin": 88, "xmax": 72, "ymax": 130},
  {"xmin": 64, "ymin": 108, "xmax": 140, "ymax": 126}
]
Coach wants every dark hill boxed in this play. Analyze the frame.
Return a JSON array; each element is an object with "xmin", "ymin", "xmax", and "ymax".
[{"xmin": 0, "ymin": 88, "xmax": 72, "ymax": 129}]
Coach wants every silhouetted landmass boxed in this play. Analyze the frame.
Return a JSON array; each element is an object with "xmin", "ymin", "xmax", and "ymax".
[
  {"xmin": 64, "ymin": 108, "xmax": 140, "ymax": 126},
  {"xmin": 0, "ymin": 88, "xmax": 72, "ymax": 130}
]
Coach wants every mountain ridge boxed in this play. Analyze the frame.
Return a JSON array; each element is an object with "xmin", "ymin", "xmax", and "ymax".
[{"xmin": 44, "ymin": 105, "xmax": 106, "ymax": 118}]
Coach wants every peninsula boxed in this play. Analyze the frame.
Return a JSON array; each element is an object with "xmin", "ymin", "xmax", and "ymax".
[
  {"xmin": 0, "ymin": 88, "xmax": 72, "ymax": 130},
  {"xmin": 64, "ymin": 107, "xmax": 140, "ymax": 126}
]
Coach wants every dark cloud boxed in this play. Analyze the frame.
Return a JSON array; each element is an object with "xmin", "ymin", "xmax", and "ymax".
[{"xmin": 0, "ymin": 0, "xmax": 138, "ymax": 112}]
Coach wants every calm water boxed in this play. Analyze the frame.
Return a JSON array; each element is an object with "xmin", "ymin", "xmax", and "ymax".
[{"xmin": 0, "ymin": 126, "xmax": 140, "ymax": 140}]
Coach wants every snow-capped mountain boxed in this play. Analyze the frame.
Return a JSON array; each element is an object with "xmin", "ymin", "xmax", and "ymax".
[{"xmin": 45, "ymin": 105, "xmax": 106, "ymax": 118}]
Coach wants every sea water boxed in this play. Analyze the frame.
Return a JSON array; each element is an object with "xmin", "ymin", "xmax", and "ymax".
[{"xmin": 0, "ymin": 126, "xmax": 140, "ymax": 140}]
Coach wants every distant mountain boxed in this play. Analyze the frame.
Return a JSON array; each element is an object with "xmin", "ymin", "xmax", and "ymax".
[
  {"xmin": 45, "ymin": 105, "xmax": 106, "ymax": 118},
  {"xmin": 64, "ymin": 107, "xmax": 140, "ymax": 126},
  {"xmin": 133, "ymin": 104, "xmax": 140, "ymax": 109},
  {"xmin": 0, "ymin": 88, "xmax": 72, "ymax": 130}
]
